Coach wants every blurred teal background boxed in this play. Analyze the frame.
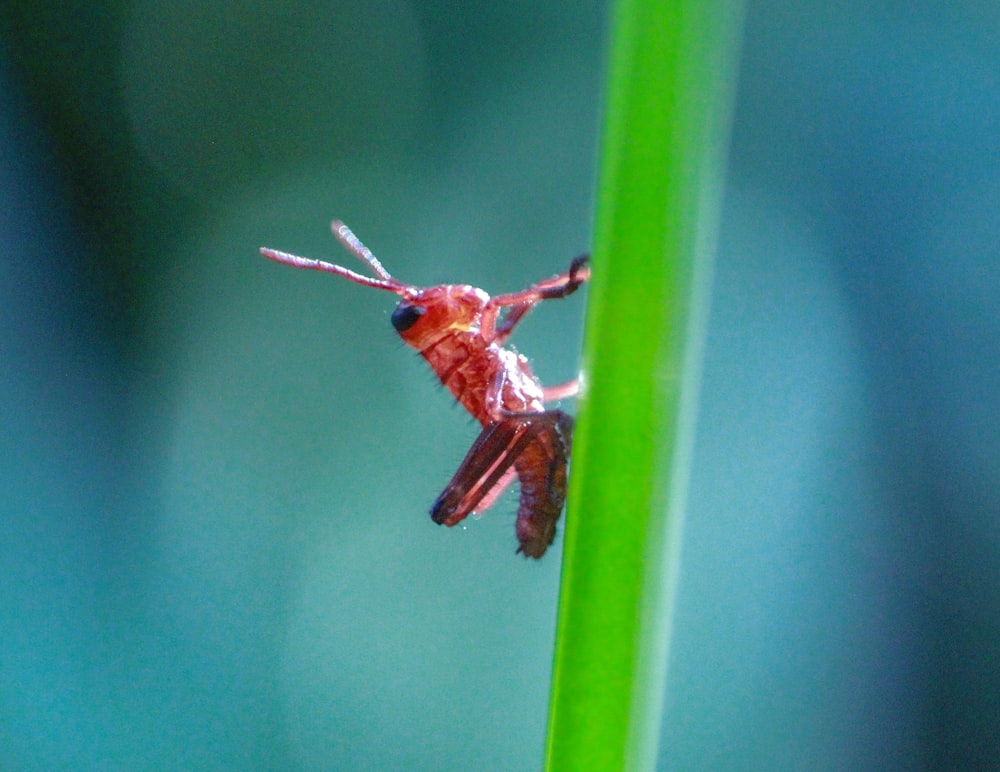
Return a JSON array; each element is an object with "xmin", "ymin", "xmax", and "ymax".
[{"xmin": 1, "ymin": 1, "xmax": 998, "ymax": 769}]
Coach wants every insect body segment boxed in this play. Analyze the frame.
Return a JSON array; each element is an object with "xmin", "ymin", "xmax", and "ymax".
[{"xmin": 260, "ymin": 221, "xmax": 589, "ymax": 558}]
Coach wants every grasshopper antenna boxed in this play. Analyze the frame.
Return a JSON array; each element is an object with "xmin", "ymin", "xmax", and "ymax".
[{"xmin": 260, "ymin": 220, "xmax": 412, "ymax": 294}]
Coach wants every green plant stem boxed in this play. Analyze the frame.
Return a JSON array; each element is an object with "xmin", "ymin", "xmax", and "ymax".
[{"xmin": 545, "ymin": 0, "xmax": 745, "ymax": 769}]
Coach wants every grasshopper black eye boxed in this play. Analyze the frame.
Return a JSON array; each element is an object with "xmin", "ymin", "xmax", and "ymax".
[{"xmin": 391, "ymin": 303, "xmax": 426, "ymax": 332}]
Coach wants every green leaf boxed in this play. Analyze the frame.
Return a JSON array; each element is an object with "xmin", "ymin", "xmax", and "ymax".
[{"xmin": 546, "ymin": 1, "xmax": 746, "ymax": 769}]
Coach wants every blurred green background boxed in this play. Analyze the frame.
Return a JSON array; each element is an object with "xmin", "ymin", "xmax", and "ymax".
[{"xmin": 2, "ymin": 1, "xmax": 999, "ymax": 769}]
